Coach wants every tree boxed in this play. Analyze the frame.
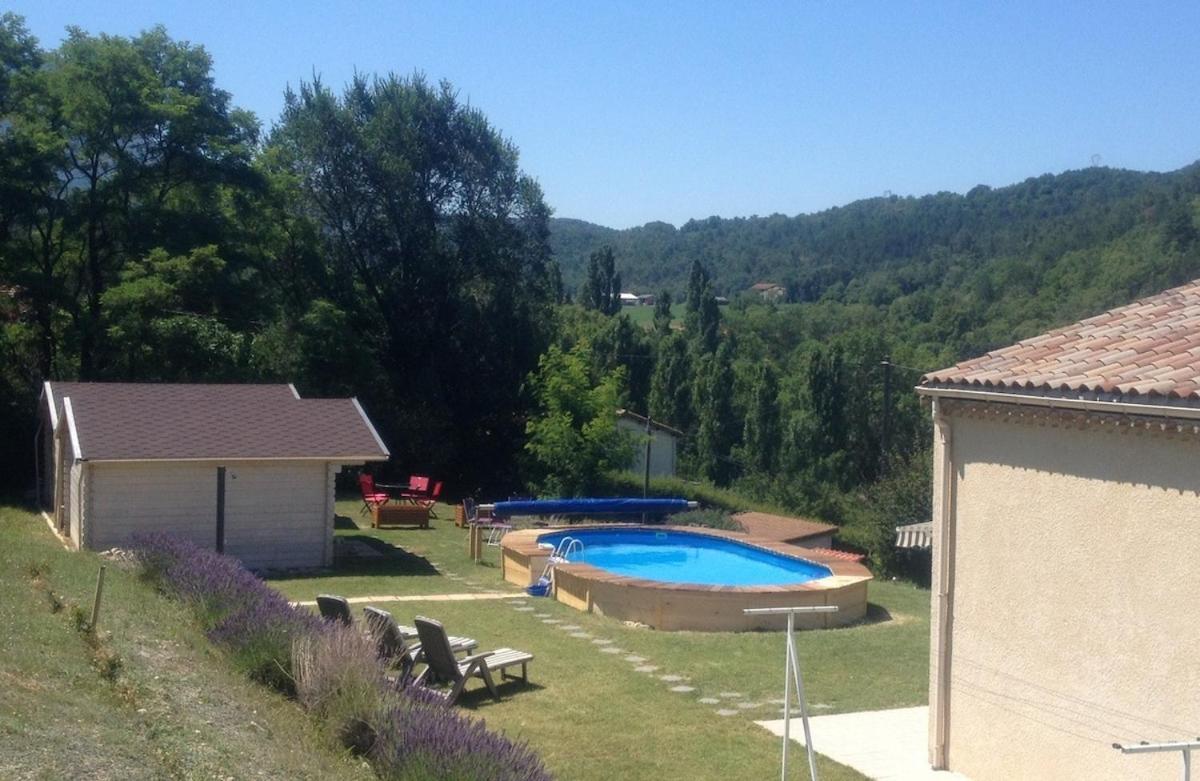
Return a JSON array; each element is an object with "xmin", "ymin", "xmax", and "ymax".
[
  {"xmin": 269, "ymin": 73, "xmax": 556, "ymax": 491},
  {"xmin": 652, "ymin": 290, "xmax": 673, "ymax": 337},
  {"xmin": 741, "ymin": 361, "xmax": 781, "ymax": 475},
  {"xmin": 0, "ymin": 23, "xmax": 260, "ymax": 379},
  {"xmin": 579, "ymin": 245, "xmax": 621, "ymax": 315},
  {"xmin": 648, "ymin": 332, "xmax": 693, "ymax": 433},
  {"xmin": 693, "ymin": 341, "xmax": 737, "ymax": 485},
  {"xmin": 523, "ymin": 342, "xmax": 634, "ymax": 496}
]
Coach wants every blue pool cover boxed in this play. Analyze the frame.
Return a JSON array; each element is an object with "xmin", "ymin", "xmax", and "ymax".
[{"xmin": 491, "ymin": 497, "xmax": 690, "ymax": 517}]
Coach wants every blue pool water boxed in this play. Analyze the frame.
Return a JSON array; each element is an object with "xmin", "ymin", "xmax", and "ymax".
[{"xmin": 538, "ymin": 528, "xmax": 832, "ymax": 587}]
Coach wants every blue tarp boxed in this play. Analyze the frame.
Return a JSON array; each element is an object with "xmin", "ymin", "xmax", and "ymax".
[{"xmin": 491, "ymin": 497, "xmax": 691, "ymax": 517}]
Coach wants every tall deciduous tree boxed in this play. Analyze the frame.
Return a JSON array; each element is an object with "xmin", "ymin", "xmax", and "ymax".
[
  {"xmin": 268, "ymin": 73, "xmax": 556, "ymax": 490},
  {"xmin": 523, "ymin": 342, "xmax": 633, "ymax": 496},
  {"xmin": 652, "ymin": 290, "xmax": 673, "ymax": 337},
  {"xmin": 648, "ymin": 331, "xmax": 693, "ymax": 433},
  {"xmin": 742, "ymin": 361, "xmax": 781, "ymax": 475},
  {"xmin": 580, "ymin": 245, "xmax": 621, "ymax": 315},
  {"xmin": 693, "ymin": 340, "xmax": 737, "ymax": 485}
]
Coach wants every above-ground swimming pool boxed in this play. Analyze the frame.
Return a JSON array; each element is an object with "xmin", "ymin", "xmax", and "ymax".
[
  {"xmin": 537, "ymin": 528, "xmax": 833, "ymax": 587},
  {"xmin": 501, "ymin": 525, "xmax": 871, "ymax": 632}
]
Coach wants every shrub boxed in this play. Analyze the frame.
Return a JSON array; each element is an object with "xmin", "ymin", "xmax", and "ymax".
[
  {"xmin": 131, "ymin": 532, "xmax": 323, "ymax": 693},
  {"xmin": 294, "ymin": 623, "xmax": 388, "ymax": 754},
  {"xmin": 370, "ymin": 686, "xmax": 551, "ymax": 781},
  {"xmin": 132, "ymin": 532, "xmax": 553, "ymax": 779},
  {"xmin": 665, "ymin": 508, "xmax": 742, "ymax": 532}
]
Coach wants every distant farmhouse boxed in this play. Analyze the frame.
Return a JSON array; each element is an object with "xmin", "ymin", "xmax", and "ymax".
[
  {"xmin": 918, "ymin": 280, "xmax": 1200, "ymax": 780},
  {"xmin": 38, "ymin": 382, "xmax": 388, "ymax": 570},
  {"xmin": 619, "ymin": 292, "xmax": 656, "ymax": 306},
  {"xmin": 749, "ymin": 282, "xmax": 786, "ymax": 302},
  {"xmin": 616, "ymin": 409, "xmax": 682, "ymax": 478}
]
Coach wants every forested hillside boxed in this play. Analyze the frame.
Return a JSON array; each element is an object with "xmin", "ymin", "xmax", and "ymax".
[{"xmin": 552, "ymin": 163, "xmax": 1200, "ymax": 358}]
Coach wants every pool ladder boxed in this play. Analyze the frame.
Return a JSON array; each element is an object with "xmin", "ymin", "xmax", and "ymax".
[{"xmin": 539, "ymin": 537, "xmax": 585, "ymax": 581}]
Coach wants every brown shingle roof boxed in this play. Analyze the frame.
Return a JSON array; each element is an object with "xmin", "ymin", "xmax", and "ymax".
[
  {"xmin": 48, "ymin": 382, "xmax": 388, "ymax": 461},
  {"xmin": 732, "ymin": 512, "xmax": 836, "ymax": 544},
  {"xmin": 922, "ymin": 280, "xmax": 1200, "ymax": 401}
]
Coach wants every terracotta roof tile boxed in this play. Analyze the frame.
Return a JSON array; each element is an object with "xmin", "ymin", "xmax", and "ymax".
[
  {"xmin": 922, "ymin": 280, "xmax": 1200, "ymax": 401},
  {"xmin": 47, "ymin": 382, "xmax": 388, "ymax": 461}
]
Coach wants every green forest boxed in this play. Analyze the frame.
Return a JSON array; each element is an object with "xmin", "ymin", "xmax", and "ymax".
[{"xmin": 3, "ymin": 15, "xmax": 1200, "ymax": 571}]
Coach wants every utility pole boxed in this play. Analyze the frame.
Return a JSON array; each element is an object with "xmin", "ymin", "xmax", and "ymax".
[
  {"xmin": 642, "ymin": 413, "xmax": 653, "ymax": 523},
  {"xmin": 880, "ymin": 356, "xmax": 893, "ymax": 475}
]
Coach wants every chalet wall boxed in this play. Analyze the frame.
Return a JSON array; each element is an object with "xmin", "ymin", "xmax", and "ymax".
[
  {"xmin": 86, "ymin": 460, "xmax": 331, "ymax": 569},
  {"xmin": 932, "ymin": 410, "xmax": 1200, "ymax": 780}
]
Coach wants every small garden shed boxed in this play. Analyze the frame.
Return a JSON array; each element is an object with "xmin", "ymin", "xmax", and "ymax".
[
  {"xmin": 37, "ymin": 382, "xmax": 389, "ymax": 570},
  {"xmin": 918, "ymin": 281, "xmax": 1200, "ymax": 780},
  {"xmin": 616, "ymin": 409, "xmax": 682, "ymax": 478}
]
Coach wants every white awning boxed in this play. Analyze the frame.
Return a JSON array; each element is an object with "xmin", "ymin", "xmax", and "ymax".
[{"xmin": 895, "ymin": 521, "xmax": 933, "ymax": 549}]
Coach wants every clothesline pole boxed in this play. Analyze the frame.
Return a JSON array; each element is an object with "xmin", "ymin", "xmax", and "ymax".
[{"xmin": 744, "ymin": 605, "xmax": 839, "ymax": 781}]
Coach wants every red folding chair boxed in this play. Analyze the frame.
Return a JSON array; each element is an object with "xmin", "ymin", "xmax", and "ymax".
[
  {"xmin": 358, "ymin": 474, "xmax": 392, "ymax": 515},
  {"xmin": 417, "ymin": 480, "xmax": 443, "ymax": 518}
]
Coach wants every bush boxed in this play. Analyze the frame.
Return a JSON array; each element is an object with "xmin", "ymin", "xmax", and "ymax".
[
  {"xmin": 133, "ymin": 532, "xmax": 553, "ymax": 780},
  {"xmin": 132, "ymin": 532, "xmax": 323, "ymax": 693},
  {"xmin": 665, "ymin": 508, "xmax": 742, "ymax": 532},
  {"xmin": 370, "ymin": 686, "xmax": 551, "ymax": 781},
  {"xmin": 294, "ymin": 623, "xmax": 388, "ymax": 754}
]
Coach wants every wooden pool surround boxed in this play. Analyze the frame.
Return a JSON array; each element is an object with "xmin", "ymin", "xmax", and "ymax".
[{"xmin": 500, "ymin": 525, "xmax": 871, "ymax": 631}]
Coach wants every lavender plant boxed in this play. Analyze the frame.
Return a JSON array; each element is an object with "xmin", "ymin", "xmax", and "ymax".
[
  {"xmin": 132, "ymin": 532, "xmax": 552, "ymax": 780},
  {"xmin": 132, "ymin": 532, "xmax": 322, "ymax": 692},
  {"xmin": 370, "ymin": 685, "xmax": 551, "ymax": 781}
]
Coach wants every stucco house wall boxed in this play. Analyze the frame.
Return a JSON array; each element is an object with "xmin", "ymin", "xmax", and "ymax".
[{"xmin": 929, "ymin": 404, "xmax": 1200, "ymax": 780}]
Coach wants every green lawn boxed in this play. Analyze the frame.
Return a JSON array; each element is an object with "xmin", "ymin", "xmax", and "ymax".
[
  {"xmin": 269, "ymin": 497, "xmax": 932, "ymax": 780},
  {"xmin": 0, "ymin": 504, "xmax": 373, "ymax": 781},
  {"xmin": 622, "ymin": 302, "xmax": 684, "ymax": 328}
]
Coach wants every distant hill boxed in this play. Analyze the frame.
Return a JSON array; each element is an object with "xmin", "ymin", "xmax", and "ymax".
[{"xmin": 549, "ymin": 163, "xmax": 1200, "ymax": 309}]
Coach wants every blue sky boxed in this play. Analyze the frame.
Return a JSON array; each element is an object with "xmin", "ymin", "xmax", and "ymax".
[{"xmin": 10, "ymin": 1, "xmax": 1200, "ymax": 228}]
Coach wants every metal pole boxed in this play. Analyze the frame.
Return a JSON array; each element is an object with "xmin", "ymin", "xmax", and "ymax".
[
  {"xmin": 880, "ymin": 357, "xmax": 892, "ymax": 475},
  {"xmin": 789, "ymin": 622, "xmax": 820, "ymax": 781},
  {"xmin": 744, "ymin": 605, "xmax": 839, "ymax": 781},
  {"xmin": 643, "ymin": 414, "xmax": 652, "ymax": 498},
  {"xmin": 781, "ymin": 609, "xmax": 793, "ymax": 781},
  {"xmin": 1114, "ymin": 739, "xmax": 1200, "ymax": 781}
]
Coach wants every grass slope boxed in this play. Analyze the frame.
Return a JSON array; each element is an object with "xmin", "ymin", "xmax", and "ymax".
[
  {"xmin": 272, "ymin": 499, "xmax": 932, "ymax": 780},
  {"xmin": 0, "ymin": 505, "xmax": 374, "ymax": 781}
]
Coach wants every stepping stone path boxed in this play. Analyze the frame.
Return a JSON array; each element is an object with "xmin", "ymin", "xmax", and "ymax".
[
  {"xmin": 590, "ymin": 638, "xmax": 613, "ymax": 645},
  {"xmin": 659, "ymin": 674, "xmax": 686, "ymax": 683},
  {"xmin": 541, "ymin": 619, "xmax": 561, "ymax": 624},
  {"xmin": 669, "ymin": 685, "xmax": 696, "ymax": 693},
  {"xmin": 699, "ymin": 697, "xmax": 721, "ymax": 705},
  {"xmin": 623, "ymin": 655, "xmax": 646, "ymax": 663},
  {"xmin": 558, "ymin": 624, "xmax": 582, "ymax": 631},
  {"xmin": 719, "ymin": 692, "xmax": 744, "ymax": 699},
  {"xmin": 513, "ymin": 606, "xmax": 536, "ymax": 612},
  {"xmin": 569, "ymin": 632, "xmax": 592, "ymax": 639},
  {"xmin": 599, "ymin": 647, "xmax": 624, "ymax": 654},
  {"xmin": 533, "ymin": 613, "xmax": 551, "ymax": 618},
  {"xmin": 634, "ymin": 665, "xmax": 659, "ymax": 673},
  {"xmin": 714, "ymin": 709, "xmax": 740, "ymax": 717},
  {"xmin": 736, "ymin": 702, "xmax": 761, "ymax": 710}
]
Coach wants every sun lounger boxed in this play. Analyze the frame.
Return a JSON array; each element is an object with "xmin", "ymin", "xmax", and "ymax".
[{"xmin": 413, "ymin": 616, "xmax": 533, "ymax": 704}]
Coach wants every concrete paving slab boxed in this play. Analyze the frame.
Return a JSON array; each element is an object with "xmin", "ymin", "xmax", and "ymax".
[{"xmin": 756, "ymin": 706, "xmax": 968, "ymax": 781}]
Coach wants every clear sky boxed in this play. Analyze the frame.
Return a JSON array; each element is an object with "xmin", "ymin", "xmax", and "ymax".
[{"xmin": 10, "ymin": 1, "xmax": 1200, "ymax": 228}]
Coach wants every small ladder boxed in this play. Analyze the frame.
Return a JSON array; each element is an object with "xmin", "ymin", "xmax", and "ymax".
[{"xmin": 539, "ymin": 537, "xmax": 585, "ymax": 581}]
